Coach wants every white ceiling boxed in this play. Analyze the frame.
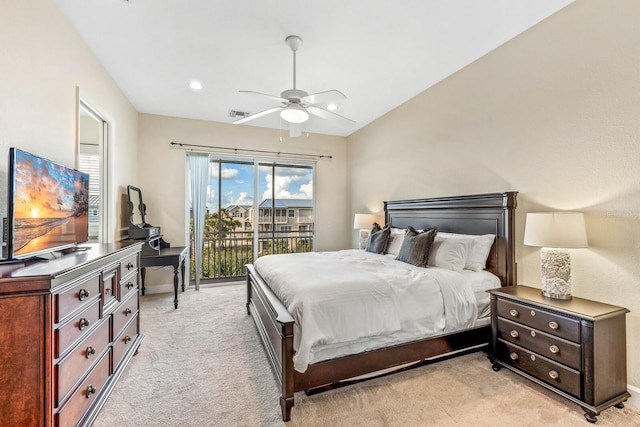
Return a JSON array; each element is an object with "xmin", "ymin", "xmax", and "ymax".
[{"xmin": 54, "ymin": 0, "xmax": 573, "ymax": 137}]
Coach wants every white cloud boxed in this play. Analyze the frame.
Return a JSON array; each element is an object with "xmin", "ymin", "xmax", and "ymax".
[
  {"xmin": 261, "ymin": 173, "xmax": 313, "ymax": 200},
  {"xmin": 210, "ymin": 166, "xmax": 239, "ymax": 179}
]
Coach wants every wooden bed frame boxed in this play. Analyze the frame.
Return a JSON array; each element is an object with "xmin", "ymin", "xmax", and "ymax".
[{"xmin": 246, "ymin": 192, "xmax": 518, "ymax": 421}]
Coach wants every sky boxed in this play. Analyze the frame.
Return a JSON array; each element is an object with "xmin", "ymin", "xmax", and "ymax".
[
  {"xmin": 13, "ymin": 149, "xmax": 88, "ymax": 219},
  {"xmin": 206, "ymin": 161, "xmax": 313, "ymax": 211}
]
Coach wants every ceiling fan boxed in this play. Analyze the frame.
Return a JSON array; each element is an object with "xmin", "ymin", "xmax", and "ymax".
[{"xmin": 233, "ymin": 35, "xmax": 355, "ymax": 137}]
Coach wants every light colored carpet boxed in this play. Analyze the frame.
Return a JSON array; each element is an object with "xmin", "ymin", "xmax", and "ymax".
[{"xmin": 93, "ymin": 284, "xmax": 640, "ymax": 427}]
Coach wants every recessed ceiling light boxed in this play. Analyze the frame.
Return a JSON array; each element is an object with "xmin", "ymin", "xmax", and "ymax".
[
  {"xmin": 189, "ymin": 80, "xmax": 203, "ymax": 91},
  {"xmin": 327, "ymin": 103, "xmax": 337, "ymax": 111}
]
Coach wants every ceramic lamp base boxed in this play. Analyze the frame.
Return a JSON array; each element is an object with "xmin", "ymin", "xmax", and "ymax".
[
  {"xmin": 540, "ymin": 247, "xmax": 572, "ymax": 300},
  {"xmin": 359, "ymin": 229, "xmax": 370, "ymax": 250}
]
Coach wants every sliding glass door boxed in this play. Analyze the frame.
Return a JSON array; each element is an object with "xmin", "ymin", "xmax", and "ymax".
[
  {"xmin": 190, "ymin": 158, "xmax": 314, "ymax": 282},
  {"xmin": 257, "ymin": 163, "xmax": 314, "ymax": 256}
]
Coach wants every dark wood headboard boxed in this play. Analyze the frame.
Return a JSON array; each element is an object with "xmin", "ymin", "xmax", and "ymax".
[{"xmin": 384, "ymin": 192, "xmax": 517, "ymax": 287}]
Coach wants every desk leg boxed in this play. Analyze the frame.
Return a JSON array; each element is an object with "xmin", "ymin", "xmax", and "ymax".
[
  {"xmin": 181, "ymin": 258, "xmax": 186, "ymax": 292},
  {"xmin": 173, "ymin": 266, "xmax": 179, "ymax": 309},
  {"xmin": 140, "ymin": 267, "xmax": 146, "ymax": 296}
]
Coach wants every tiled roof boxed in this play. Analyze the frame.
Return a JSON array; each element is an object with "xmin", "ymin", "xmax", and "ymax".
[{"xmin": 259, "ymin": 199, "xmax": 312, "ymax": 208}]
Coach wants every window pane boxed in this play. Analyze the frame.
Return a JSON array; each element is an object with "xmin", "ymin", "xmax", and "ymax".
[
  {"xmin": 190, "ymin": 158, "xmax": 314, "ymax": 282},
  {"xmin": 79, "ymin": 147, "xmax": 100, "ymax": 241}
]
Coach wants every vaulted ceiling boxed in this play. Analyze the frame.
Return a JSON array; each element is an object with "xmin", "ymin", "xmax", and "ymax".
[{"xmin": 55, "ymin": 0, "xmax": 573, "ymax": 137}]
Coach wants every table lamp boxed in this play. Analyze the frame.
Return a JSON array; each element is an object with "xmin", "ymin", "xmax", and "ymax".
[
  {"xmin": 353, "ymin": 213, "xmax": 375, "ymax": 249},
  {"xmin": 523, "ymin": 212, "xmax": 588, "ymax": 300}
]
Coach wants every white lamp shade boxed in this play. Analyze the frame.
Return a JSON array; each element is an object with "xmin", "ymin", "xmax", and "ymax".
[
  {"xmin": 524, "ymin": 212, "xmax": 588, "ymax": 248},
  {"xmin": 353, "ymin": 213, "xmax": 375, "ymax": 230},
  {"xmin": 280, "ymin": 104, "xmax": 309, "ymax": 124}
]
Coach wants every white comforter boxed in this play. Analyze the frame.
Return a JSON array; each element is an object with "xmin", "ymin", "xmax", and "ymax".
[{"xmin": 253, "ymin": 250, "xmax": 481, "ymax": 373}]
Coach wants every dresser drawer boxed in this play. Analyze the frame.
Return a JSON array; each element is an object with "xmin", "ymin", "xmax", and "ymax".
[
  {"xmin": 497, "ymin": 340, "xmax": 581, "ymax": 398},
  {"xmin": 113, "ymin": 314, "xmax": 139, "ymax": 370},
  {"xmin": 56, "ymin": 299, "xmax": 101, "ymax": 358},
  {"xmin": 113, "ymin": 291, "xmax": 139, "ymax": 339},
  {"xmin": 497, "ymin": 299, "xmax": 581, "ymax": 343},
  {"xmin": 55, "ymin": 350, "xmax": 110, "ymax": 427},
  {"xmin": 120, "ymin": 253, "xmax": 138, "ymax": 278},
  {"xmin": 119, "ymin": 272, "xmax": 138, "ymax": 302},
  {"xmin": 56, "ymin": 274, "xmax": 100, "ymax": 323},
  {"xmin": 497, "ymin": 318, "xmax": 581, "ymax": 370},
  {"xmin": 55, "ymin": 319, "xmax": 110, "ymax": 407}
]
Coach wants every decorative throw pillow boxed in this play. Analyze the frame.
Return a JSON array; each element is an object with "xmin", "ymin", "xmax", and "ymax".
[
  {"xmin": 385, "ymin": 227, "xmax": 406, "ymax": 257},
  {"xmin": 427, "ymin": 236, "xmax": 472, "ymax": 272},
  {"xmin": 395, "ymin": 226, "xmax": 437, "ymax": 267},
  {"xmin": 437, "ymin": 232, "xmax": 496, "ymax": 271},
  {"xmin": 366, "ymin": 223, "xmax": 390, "ymax": 254}
]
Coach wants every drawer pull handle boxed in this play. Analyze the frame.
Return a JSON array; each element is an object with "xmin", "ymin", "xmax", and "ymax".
[
  {"xmin": 126, "ymin": 282, "xmax": 134, "ymax": 289},
  {"xmin": 548, "ymin": 321, "xmax": 559, "ymax": 330},
  {"xmin": 510, "ymin": 330, "xmax": 519, "ymax": 338},
  {"xmin": 85, "ymin": 346, "xmax": 96, "ymax": 358},
  {"xmin": 124, "ymin": 308, "xmax": 132, "ymax": 316},
  {"xmin": 78, "ymin": 288, "xmax": 90, "ymax": 301},
  {"xmin": 549, "ymin": 370, "xmax": 559, "ymax": 379},
  {"xmin": 530, "ymin": 310, "xmax": 536, "ymax": 317},
  {"xmin": 509, "ymin": 352, "xmax": 519, "ymax": 361},
  {"xmin": 549, "ymin": 345, "xmax": 560, "ymax": 354},
  {"xmin": 86, "ymin": 385, "xmax": 97, "ymax": 398},
  {"xmin": 79, "ymin": 318, "xmax": 90, "ymax": 331},
  {"xmin": 509, "ymin": 309, "xmax": 519, "ymax": 317},
  {"xmin": 124, "ymin": 335, "xmax": 132, "ymax": 344},
  {"xmin": 530, "ymin": 331, "xmax": 536, "ymax": 337},
  {"xmin": 530, "ymin": 354, "xmax": 536, "ymax": 361},
  {"xmin": 126, "ymin": 262, "xmax": 135, "ymax": 270}
]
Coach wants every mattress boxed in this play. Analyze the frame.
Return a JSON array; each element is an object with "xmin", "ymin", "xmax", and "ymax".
[{"xmin": 253, "ymin": 249, "xmax": 501, "ymax": 373}]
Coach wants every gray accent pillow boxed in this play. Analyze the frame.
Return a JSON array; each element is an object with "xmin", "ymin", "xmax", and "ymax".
[
  {"xmin": 395, "ymin": 226, "xmax": 437, "ymax": 267},
  {"xmin": 366, "ymin": 223, "xmax": 390, "ymax": 254}
]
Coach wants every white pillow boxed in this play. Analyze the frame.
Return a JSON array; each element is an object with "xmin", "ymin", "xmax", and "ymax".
[
  {"xmin": 437, "ymin": 232, "xmax": 496, "ymax": 272},
  {"xmin": 385, "ymin": 227, "xmax": 406, "ymax": 257},
  {"xmin": 427, "ymin": 236, "xmax": 471, "ymax": 272}
]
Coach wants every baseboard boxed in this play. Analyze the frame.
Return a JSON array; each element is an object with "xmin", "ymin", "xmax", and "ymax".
[{"xmin": 628, "ymin": 384, "xmax": 640, "ymax": 409}]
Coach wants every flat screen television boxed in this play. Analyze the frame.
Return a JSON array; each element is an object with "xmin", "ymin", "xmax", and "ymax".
[{"xmin": 5, "ymin": 148, "xmax": 90, "ymax": 260}]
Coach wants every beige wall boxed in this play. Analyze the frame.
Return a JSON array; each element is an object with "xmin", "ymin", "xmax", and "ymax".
[
  {"xmin": 0, "ymin": 0, "xmax": 139, "ymax": 241},
  {"xmin": 348, "ymin": 0, "xmax": 640, "ymax": 391},
  {"xmin": 137, "ymin": 113, "xmax": 348, "ymax": 289}
]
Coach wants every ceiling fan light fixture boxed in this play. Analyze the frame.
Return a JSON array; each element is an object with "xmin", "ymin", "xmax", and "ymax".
[{"xmin": 280, "ymin": 104, "xmax": 309, "ymax": 123}]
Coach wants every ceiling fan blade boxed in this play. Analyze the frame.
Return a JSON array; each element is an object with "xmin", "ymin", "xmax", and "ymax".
[
  {"xmin": 301, "ymin": 89, "xmax": 346, "ymax": 105},
  {"xmin": 233, "ymin": 106, "xmax": 282, "ymax": 124},
  {"xmin": 239, "ymin": 90, "xmax": 288, "ymax": 103},
  {"xmin": 307, "ymin": 105, "xmax": 355, "ymax": 127},
  {"xmin": 289, "ymin": 123, "xmax": 302, "ymax": 138}
]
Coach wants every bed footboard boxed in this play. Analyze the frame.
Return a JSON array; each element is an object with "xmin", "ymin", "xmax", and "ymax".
[{"xmin": 246, "ymin": 264, "xmax": 295, "ymax": 421}]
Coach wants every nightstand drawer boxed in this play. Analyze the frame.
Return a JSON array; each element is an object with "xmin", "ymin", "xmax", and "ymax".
[
  {"xmin": 497, "ymin": 299, "xmax": 580, "ymax": 342},
  {"xmin": 497, "ymin": 318, "xmax": 581, "ymax": 370},
  {"xmin": 497, "ymin": 340, "xmax": 581, "ymax": 398}
]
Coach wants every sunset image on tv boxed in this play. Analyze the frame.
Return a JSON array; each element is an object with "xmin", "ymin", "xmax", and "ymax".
[{"xmin": 11, "ymin": 149, "xmax": 89, "ymax": 257}]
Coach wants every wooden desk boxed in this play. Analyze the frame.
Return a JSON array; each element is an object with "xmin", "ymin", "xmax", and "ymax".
[{"xmin": 139, "ymin": 246, "xmax": 188, "ymax": 309}]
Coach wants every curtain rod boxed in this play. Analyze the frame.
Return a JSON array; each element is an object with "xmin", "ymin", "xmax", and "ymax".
[{"xmin": 169, "ymin": 142, "xmax": 332, "ymax": 160}]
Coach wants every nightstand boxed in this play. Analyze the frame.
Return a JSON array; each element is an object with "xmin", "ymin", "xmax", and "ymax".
[{"xmin": 487, "ymin": 285, "xmax": 630, "ymax": 423}]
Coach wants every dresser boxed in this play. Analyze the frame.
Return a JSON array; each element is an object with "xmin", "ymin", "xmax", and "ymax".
[
  {"xmin": 488, "ymin": 286, "xmax": 630, "ymax": 423},
  {"xmin": 0, "ymin": 242, "xmax": 143, "ymax": 427}
]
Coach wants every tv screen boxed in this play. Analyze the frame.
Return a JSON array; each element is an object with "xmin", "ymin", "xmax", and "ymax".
[{"xmin": 6, "ymin": 148, "xmax": 89, "ymax": 259}]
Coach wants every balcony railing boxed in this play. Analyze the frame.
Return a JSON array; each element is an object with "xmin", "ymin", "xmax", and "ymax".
[
  {"xmin": 189, "ymin": 230, "xmax": 314, "ymax": 281},
  {"xmin": 258, "ymin": 216, "xmax": 287, "ymax": 223}
]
